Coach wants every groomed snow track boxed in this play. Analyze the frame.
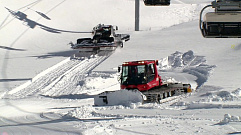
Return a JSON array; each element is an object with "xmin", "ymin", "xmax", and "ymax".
[{"xmin": 4, "ymin": 51, "xmax": 113, "ymax": 99}]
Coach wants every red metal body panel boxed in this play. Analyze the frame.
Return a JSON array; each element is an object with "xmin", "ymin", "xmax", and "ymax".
[{"xmin": 120, "ymin": 60, "xmax": 162, "ymax": 91}]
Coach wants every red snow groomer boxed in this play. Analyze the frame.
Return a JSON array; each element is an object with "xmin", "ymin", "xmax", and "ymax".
[
  {"xmin": 94, "ymin": 60, "xmax": 192, "ymax": 106},
  {"xmin": 120, "ymin": 60, "xmax": 162, "ymax": 91},
  {"xmin": 71, "ymin": 24, "xmax": 130, "ymax": 53}
]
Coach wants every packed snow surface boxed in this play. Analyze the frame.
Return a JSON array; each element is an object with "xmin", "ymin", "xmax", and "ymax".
[{"xmin": 0, "ymin": 0, "xmax": 240, "ymax": 134}]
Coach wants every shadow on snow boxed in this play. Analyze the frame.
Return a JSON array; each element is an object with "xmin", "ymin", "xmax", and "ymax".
[
  {"xmin": 0, "ymin": 78, "xmax": 32, "ymax": 82},
  {"xmin": 30, "ymin": 50, "xmax": 77, "ymax": 59},
  {"xmin": 5, "ymin": 7, "xmax": 91, "ymax": 34},
  {"xmin": 0, "ymin": 46, "xmax": 26, "ymax": 51},
  {"xmin": 41, "ymin": 93, "xmax": 94, "ymax": 100}
]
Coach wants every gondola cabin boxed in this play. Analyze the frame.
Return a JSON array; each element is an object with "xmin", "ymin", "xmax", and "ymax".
[
  {"xmin": 143, "ymin": 0, "xmax": 170, "ymax": 6},
  {"xmin": 200, "ymin": 0, "xmax": 241, "ymax": 38},
  {"xmin": 201, "ymin": 12, "xmax": 241, "ymax": 38}
]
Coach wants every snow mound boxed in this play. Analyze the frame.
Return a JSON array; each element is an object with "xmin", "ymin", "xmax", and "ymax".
[
  {"xmin": 203, "ymin": 88, "xmax": 241, "ymax": 102},
  {"xmin": 64, "ymin": 105, "xmax": 95, "ymax": 119},
  {"xmin": 78, "ymin": 71, "xmax": 120, "ymax": 96},
  {"xmin": 64, "ymin": 103, "xmax": 142, "ymax": 120},
  {"xmin": 84, "ymin": 72, "xmax": 118, "ymax": 91},
  {"xmin": 187, "ymin": 88, "xmax": 241, "ymax": 109},
  {"xmin": 159, "ymin": 50, "xmax": 216, "ymax": 88},
  {"xmin": 160, "ymin": 50, "xmax": 204, "ymax": 69},
  {"xmin": 83, "ymin": 124, "xmax": 115, "ymax": 135},
  {"xmin": 232, "ymin": 88, "xmax": 241, "ymax": 97},
  {"xmin": 220, "ymin": 114, "xmax": 241, "ymax": 124},
  {"xmin": 210, "ymin": 90, "xmax": 241, "ymax": 102}
]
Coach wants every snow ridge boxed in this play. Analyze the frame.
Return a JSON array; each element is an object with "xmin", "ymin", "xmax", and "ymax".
[
  {"xmin": 159, "ymin": 50, "xmax": 216, "ymax": 88},
  {"xmin": 220, "ymin": 114, "xmax": 241, "ymax": 124}
]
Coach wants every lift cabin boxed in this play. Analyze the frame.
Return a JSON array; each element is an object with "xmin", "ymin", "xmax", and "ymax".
[
  {"xmin": 144, "ymin": 0, "xmax": 170, "ymax": 6},
  {"xmin": 120, "ymin": 60, "xmax": 162, "ymax": 91},
  {"xmin": 200, "ymin": 0, "xmax": 241, "ymax": 38}
]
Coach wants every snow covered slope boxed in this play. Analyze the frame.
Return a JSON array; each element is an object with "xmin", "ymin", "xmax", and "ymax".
[
  {"xmin": 0, "ymin": 0, "xmax": 240, "ymax": 134},
  {"xmin": 0, "ymin": 0, "xmax": 207, "ymax": 92}
]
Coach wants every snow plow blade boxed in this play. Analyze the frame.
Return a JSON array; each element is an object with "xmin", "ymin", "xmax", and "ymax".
[
  {"xmin": 72, "ymin": 43, "xmax": 117, "ymax": 52},
  {"xmin": 74, "ymin": 44, "xmax": 116, "ymax": 52},
  {"xmin": 71, "ymin": 37, "xmax": 117, "ymax": 52},
  {"xmin": 94, "ymin": 89, "xmax": 144, "ymax": 106}
]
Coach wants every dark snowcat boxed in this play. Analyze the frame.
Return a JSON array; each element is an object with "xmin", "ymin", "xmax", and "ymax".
[{"xmin": 71, "ymin": 24, "xmax": 130, "ymax": 52}]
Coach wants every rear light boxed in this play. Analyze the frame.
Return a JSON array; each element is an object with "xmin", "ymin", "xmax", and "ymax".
[{"xmin": 123, "ymin": 62, "xmax": 129, "ymax": 65}]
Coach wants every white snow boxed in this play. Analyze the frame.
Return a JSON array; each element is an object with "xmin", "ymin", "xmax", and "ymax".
[
  {"xmin": 0, "ymin": 0, "xmax": 241, "ymax": 134},
  {"xmin": 94, "ymin": 90, "xmax": 143, "ymax": 106},
  {"xmin": 221, "ymin": 114, "xmax": 241, "ymax": 124},
  {"xmin": 159, "ymin": 50, "xmax": 216, "ymax": 89}
]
